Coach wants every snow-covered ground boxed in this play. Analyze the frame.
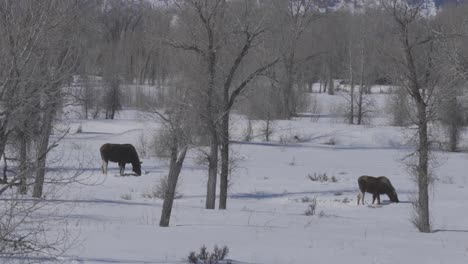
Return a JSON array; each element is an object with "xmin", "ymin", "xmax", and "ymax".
[{"xmin": 22, "ymin": 92, "xmax": 468, "ymax": 263}]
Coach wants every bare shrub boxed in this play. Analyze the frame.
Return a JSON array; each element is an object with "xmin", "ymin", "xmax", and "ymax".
[
  {"xmin": 309, "ymin": 94, "xmax": 321, "ymax": 122},
  {"xmin": 153, "ymin": 129, "xmax": 173, "ymax": 158},
  {"xmin": 386, "ymin": 87, "xmax": 412, "ymax": 127},
  {"xmin": 279, "ymin": 135, "xmax": 296, "ymax": 145},
  {"xmin": 261, "ymin": 119, "xmax": 274, "ymax": 142},
  {"xmin": 304, "ymin": 197, "xmax": 318, "ymax": 216},
  {"xmin": 188, "ymin": 245, "xmax": 230, "ymax": 264},
  {"xmin": 308, "ymin": 173, "xmax": 329, "ymax": 182},
  {"xmin": 142, "ymin": 175, "xmax": 182, "ymax": 200},
  {"xmin": 121, "ymin": 193, "xmax": 133, "ymax": 200},
  {"xmin": 136, "ymin": 131, "xmax": 151, "ymax": 159},
  {"xmin": 324, "ymin": 137, "xmax": 336, "ymax": 145},
  {"xmin": 318, "ymin": 210, "xmax": 326, "ymax": 218},
  {"xmin": 243, "ymin": 119, "xmax": 253, "ymax": 142},
  {"xmin": 439, "ymin": 96, "xmax": 464, "ymax": 152},
  {"xmin": 76, "ymin": 124, "xmax": 83, "ymax": 134}
]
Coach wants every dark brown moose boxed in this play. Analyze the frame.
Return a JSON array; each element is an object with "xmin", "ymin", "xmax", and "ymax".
[
  {"xmin": 100, "ymin": 143, "xmax": 142, "ymax": 176},
  {"xmin": 357, "ymin": 175, "xmax": 399, "ymax": 205}
]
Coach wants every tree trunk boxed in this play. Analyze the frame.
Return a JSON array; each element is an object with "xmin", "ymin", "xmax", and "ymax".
[
  {"xmin": 327, "ymin": 66, "xmax": 334, "ymax": 95},
  {"xmin": 449, "ymin": 123, "xmax": 458, "ymax": 152},
  {"xmin": 357, "ymin": 37, "xmax": 365, "ymax": 125},
  {"xmin": 265, "ymin": 114, "xmax": 271, "ymax": 142},
  {"xmin": 0, "ymin": 127, "xmax": 8, "ymax": 183},
  {"xmin": 205, "ymin": 130, "xmax": 218, "ymax": 209},
  {"xmin": 357, "ymin": 84, "xmax": 364, "ymax": 125},
  {"xmin": 18, "ymin": 133, "xmax": 28, "ymax": 195},
  {"xmin": 219, "ymin": 112, "xmax": 229, "ymax": 210},
  {"xmin": 350, "ymin": 81, "xmax": 354, "ymax": 125},
  {"xmin": 32, "ymin": 103, "xmax": 56, "ymax": 198},
  {"xmin": 348, "ymin": 38, "xmax": 355, "ymax": 125},
  {"xmin": 416, "ymin": 101, "xmax": 431, "ymax": 233},
  {"xmin": 204, "ymin": 32, "xmax": 218, "ymax": 209},
  {"xmin": 160, "ymin": 145, "xmax": 188, "ymax": 227}
]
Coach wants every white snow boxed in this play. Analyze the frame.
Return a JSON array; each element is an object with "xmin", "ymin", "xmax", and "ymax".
[{"xmin": 15, "ymin": 91, "xmax": 468, "ymax": 263}]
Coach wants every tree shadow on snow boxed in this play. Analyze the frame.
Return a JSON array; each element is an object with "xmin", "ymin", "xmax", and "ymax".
[
  {"xmin": 432, "ymin": 229, "xmax": 468, "ymax": 233},
  {"xmin": 230, "ymin": 189, "xmax": 357, "ymax": 200}
]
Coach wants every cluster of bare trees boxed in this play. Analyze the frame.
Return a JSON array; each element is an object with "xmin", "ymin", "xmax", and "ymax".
[
  {"xmin": 156, "ymin": 1, "xmax": 468, "ymax": 231},
  {"xmin": 0, "ymin": 0, "xmax": 89, "ymax": 259}
]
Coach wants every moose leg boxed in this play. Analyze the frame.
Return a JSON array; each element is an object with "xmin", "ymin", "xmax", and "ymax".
[
  {"xmin": 372, "ymin": 193, "xmax": 377, "ymax": 204},
  {"xmin": 377, "ymin": 195, "xmax": 381, "ymax": 205},
  {"xmin": 357, "ymin": 191, "xmax": 364, "ymax": 205},
  {"xmin": 118, "ymin": 162, "xmax": 125, "ymax": 176},
  {"xmin": 102, "ymin": 160, "xmax": 108, "ymax": 174}
]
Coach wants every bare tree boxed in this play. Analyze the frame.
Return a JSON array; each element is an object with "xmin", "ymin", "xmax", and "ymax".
[
  {"xmin": 153, "ymin": 102, "xmax": 191, "ymax": 227},
  {"xmin": 380, "ymin": 0, "xmax": 452, "ymax": 232},
  {"xmin": 99, "ymin": 0, "xmax": 144, "ymax": 119},
  {"xmin": 169, "ymin": 0, "xmax": 278, "ymax": 209},
  {"xmin": 269, "ymin": 0, "xmax": 321, "ymax": 118}
]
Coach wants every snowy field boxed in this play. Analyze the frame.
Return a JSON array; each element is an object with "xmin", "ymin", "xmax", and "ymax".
[{"xmin": 22, "ymin": 91, "xmax": 468, "ymax": 263}]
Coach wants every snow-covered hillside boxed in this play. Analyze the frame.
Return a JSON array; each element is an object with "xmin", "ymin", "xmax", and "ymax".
[{"xmin": 27, "ymin": 89, "xmax": 468, "ymax": 264}]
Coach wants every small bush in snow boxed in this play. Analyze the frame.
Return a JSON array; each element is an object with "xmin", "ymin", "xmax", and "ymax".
[
  {"xmin": 318, "ymin": 210, "xmax": 326, "ymax": 218},
  {"xmin": 385, "ymin": 87, "xmax": 412, "ymax": 127},
  {"xmin": 288, "ymin": 156, "xmax": 296, "ymax": 166},
  {"xmin": 309, "ymin": 94, "xmax": 321, "ymax": 122},
  {"xmin": 307, "ymin": 173, "xmax": 338, "ymax": 183},
  {"xmin": 187, "ymin": 245, "xmax": 229, "ymax": 264},
  {"xmin": 76, "ymin": 124, "xmax": 83, "ymax": 133},
  {"xmin": 142, "ymin": 175, "xmax": 182, "ymax": 199},
  {"xmin": 342, "ymin": 197, "xmax": 350, "ymax": 204},
  {"xmin": 439, "ymin": 175, "xmax": 455, "ymax": 185},
  {"xmin": 120, "ymin": 193, "xmax": 132, "ymax": 200},
  {"xmin": 304, "ymin": 197, "xmax": 317, "ymax": 216},
  {"xmin": 308, "ymin": 173, "xmax": 327, "ymax": 182},
  {"xmin": 136, "ymin": 131, "xmax": 150, "ymax": 159},
  {"xmin": 243, "ymin": 119, "xmax": 253, "ymax": 142},
  {"xmin": 324, "ymin": 137, "xmax": 336, "ymax": 145}
]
